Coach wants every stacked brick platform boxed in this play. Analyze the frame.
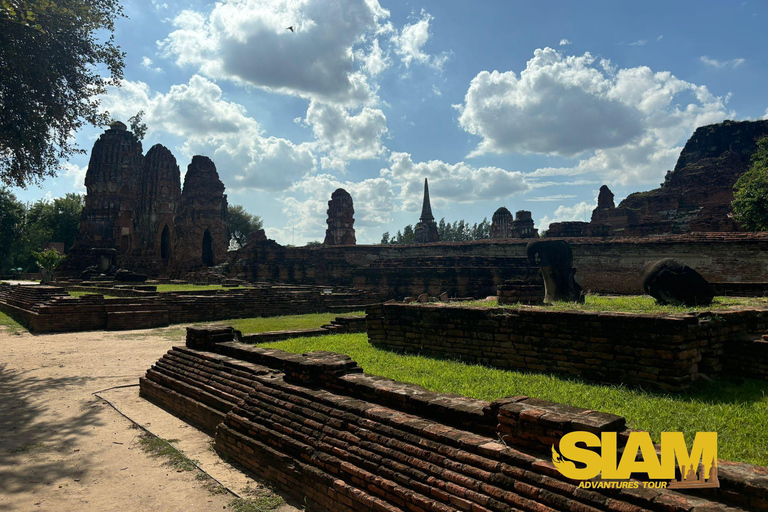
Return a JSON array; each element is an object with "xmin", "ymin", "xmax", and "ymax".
[
  {"xmin": 140, "ymin": 330, "xmax": 278, "ymax": 433},
  {"xmin": 366, "ymin": 303, "xmax": 768, "ymax": 392},
  {"xmin": 0, "ymin": 284, "xmax": 381, "ymax": 333},
  {"xmin": 497, "ymin": 279, "xmax": 545, "ymax": 305},
  {"xmin": 139, "ymin": 327, "xmax": 768, "ymax": 512}
]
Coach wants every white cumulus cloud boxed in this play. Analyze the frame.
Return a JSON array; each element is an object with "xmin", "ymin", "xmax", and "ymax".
[
  {"xmin": 456, "ymin": 47, "xmax": 730, "ymax": 185},
  {"xmin": 559, "ymin": 39, "xmax": 571, "ymax": 46},
  {"xmin": 100, "ymin": 76, "xmax": 316, "ymax": 192},
  {"xmin": 158, "ymin": 0, "xmax": 392, "ymax": 106},
  {"xmin": 391, "ymin": 10, "xmax": 449, "ymax": 70},
  {"xmin": 303, "ymin": 100, "xmax": 388, "ymax": 169},
  {"xmin": 538, "ymin": 199, "xmax": 597, "ymax": 231},
  {"xmin": 62, "ymin": 162, "xmax": 87, "ymax": 192},
  {"xmin": 141, "ymin": 56, "xmax": 162, "ymax": 73}
]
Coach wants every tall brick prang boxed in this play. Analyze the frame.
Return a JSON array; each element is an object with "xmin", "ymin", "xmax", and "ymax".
[
  {"xmin": 323, "ymin": 188, "xmax": 356, "ymax": 245},
  {"xmin": 174, "ymin": 156, "xmax": 229, "ymax": 270}
]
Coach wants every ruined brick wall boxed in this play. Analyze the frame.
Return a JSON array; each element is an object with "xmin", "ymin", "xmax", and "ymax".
[
  {"xmin": 567, "ymin": 232, "xmax": 768, "ymax": 293},
  {"xmin": 138, "ymin": 328, "xmax": 768, "ymax": 512},
  {"xmin": 230, "ymin": 233, "xmax": 768, "ymax": 297},
  {"xmin": 366, "ymin": 303, "xmax": 768, "ymax": 391},
  {"xmin": 230, "ymin": 240, "xmax": 541, "ymax": 298},
  {"xmin": 591, "ymin": 119, "xmax": 768, "ymax": 235},
  {"xmin": 0, "ymin": 284, "xmax": 378, "ymax": 333}
]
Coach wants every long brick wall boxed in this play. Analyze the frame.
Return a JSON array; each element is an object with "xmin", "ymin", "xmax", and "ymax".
[
  {"xmin": 0, "ymin": 283, "xmax": 380, "ymax": 333},
  {"xmin": 366, "ymin": 303, "xmax": 768, "ymax": 391},
  {"xmin": 229, "ymin": 233, "xmax": 768, "ymax": 297},
  {"xmin": 138, "ymin": 327, "xmax": 768, "ymax": 512}
]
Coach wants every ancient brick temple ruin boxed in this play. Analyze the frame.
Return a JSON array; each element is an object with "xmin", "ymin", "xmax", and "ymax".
[
  {"xmin": 414, "ymin": 178, "xmax": 439, "ymax": 243},
  {"xmin": 65, "ymin": 122, "xmax": 228, "ymax": 274},
  {"xmin": 554, "ymin": 119, "xmax": 768, "ymax": 236},
  {"xmin": 490, "ymin": 207, "xmax": 538, "ymax": 239},
  {"xmin": 323, "ymin": 188, "xmax": 356, "ymax": 245}
]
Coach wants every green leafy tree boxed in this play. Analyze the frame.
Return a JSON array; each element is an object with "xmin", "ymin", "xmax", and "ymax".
[
  {"xmin": 305, "ymin": 241, "xmax": 322, "ymax": 247},
  {"xmin": 128, "ymin": 110, "xmax": 147, "ymax": 141},
  {"xmin": 400, "ymin": 225, "xmax": 416, "ymax": 244},
  {"xmin": 227, "ymin": 205, "xmax": 263, "ymax": 248},
  {"xmin": 1, "ymin": 0, "xmax": 125, "ymax": 188},
  {"xmin": 733, "ymin": 137, "xmax": 768, "ymax": 231},
  {"xmin": 0, "ymin": 187, "xmax": 25, "ymax": 272},
  {"xmin": 32, "ymin": 247, "xmax": 65, "ymax": 283},
  {"xmin": 26, "ymin": 193, "xmax": 84, "ymax": 251},
  {"xmin": 384, "ymin": 217, "xmax": 492, "ymax": 244}
]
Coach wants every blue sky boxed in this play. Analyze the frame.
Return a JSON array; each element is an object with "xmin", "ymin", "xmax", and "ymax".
[{"xmin": 12, "ymin": 0, "xmax": 768, "ymax": 245}]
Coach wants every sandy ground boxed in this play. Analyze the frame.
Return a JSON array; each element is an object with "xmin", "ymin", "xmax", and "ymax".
[{"xmin": 0, "ymin": 325, "xmax": 301, "ymax": 512}]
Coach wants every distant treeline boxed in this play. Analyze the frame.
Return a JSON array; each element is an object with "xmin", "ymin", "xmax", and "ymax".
[{"xmin": 381, "ymin": 218, "xmax": 490, "ymax": 245}]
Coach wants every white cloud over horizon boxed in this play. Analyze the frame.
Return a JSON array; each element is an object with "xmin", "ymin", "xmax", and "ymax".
[
  {"xmin": 456, "ymin": 47, "xmax": 731, "ymax": 186},
  {"xmin": 382, "ymin": 152, "xmax": 531, "ymax": 211},
  {"xmin": 538, "ymin": 198, "xmax": 597, "ymax": 231}
]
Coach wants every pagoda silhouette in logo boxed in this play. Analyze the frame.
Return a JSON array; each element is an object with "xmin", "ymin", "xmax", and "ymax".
[{"xmin": 668, "ymin": 461, "xmax": 720, "ymax": 489}]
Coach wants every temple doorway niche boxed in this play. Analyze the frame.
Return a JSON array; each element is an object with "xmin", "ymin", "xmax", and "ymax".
[
  {"xmin": 161, "ymin": 224, "xmax": 171, "ymax": 261},
  {"xmin": 202, "ymin": 229, "xmax": 214, "ymax": 266}
]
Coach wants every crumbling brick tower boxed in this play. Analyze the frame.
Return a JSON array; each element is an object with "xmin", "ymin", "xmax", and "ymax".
[
  {"xmin": 134, "ymin": 144, "xmax": 182, "ymax": 271},
  {"xmin": 324, "ymin": 188, "xmax": 356, "ymax": 245},
  {"xmin": 78, "ymin": 121, "xmax": 144, "ymax": 254},
  {"xmin": 490, "ymin": 207, "xmax": 514, "ymax": 238},
  {"xmin": 174, "ymin": 156, "xmax": 229, "ymax": 270},
  {"xmin": 65, "ymin": 123, "xmax": 229, "ymax": 276}
]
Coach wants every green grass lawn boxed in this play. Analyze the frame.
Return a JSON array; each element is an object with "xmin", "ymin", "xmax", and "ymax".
[
  {"xmin": 159, "ymin": 311, "xmax": 366, "ymax": 340},
  {"xmin": 156, "ymin": 284, "xmax": 247, "ymax": 293},
  {"xmin": 227, "ymin": 311, "xmax": 365, "ymax": 333},
  {"xmin": 467, "ymin": 294, "xmax": 768, "ymax": 314},
  {"xmin": 68, "ymin": 291, "xmax": 120, "ymax": 299},
  {"xmin": 261, "ymin": 332, "xmax": 768, "ymax": 466},
  {"xmin": 0, "ymin": 311, "xmax": 24, "ymax": 334}
]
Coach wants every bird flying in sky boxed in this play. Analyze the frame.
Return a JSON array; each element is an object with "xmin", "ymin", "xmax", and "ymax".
[{"xmin": 286, "ymin": 26, "xmax": 294, "ymax": 32}]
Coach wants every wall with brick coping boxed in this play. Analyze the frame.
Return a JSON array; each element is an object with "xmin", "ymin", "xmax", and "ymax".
[
  {"xmin": 137, "ymin": 326, "xmax": 768, "ymax": 512},
  {"xmin": 366, "ymin": 303, "xmax": 768, "ymax": 391},
  {"xmin": 229, "ymin": 233, "xmax": 768, "ymax": 297}
]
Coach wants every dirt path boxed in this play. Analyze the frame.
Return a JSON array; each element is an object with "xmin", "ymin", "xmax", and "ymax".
[{"xmin": 0, "ymin": 325, "xmax": 300, "ymax": 512}]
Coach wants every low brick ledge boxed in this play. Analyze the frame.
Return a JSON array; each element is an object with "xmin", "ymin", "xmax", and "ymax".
[{"xmin": 133, "ymin": 326, "xmax": 768, "ymax": 511}]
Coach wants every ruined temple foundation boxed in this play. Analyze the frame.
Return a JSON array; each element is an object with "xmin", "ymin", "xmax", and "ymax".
[{"xmin": 138, "ymin": 326, "xmax": 768, "ymax": 512}]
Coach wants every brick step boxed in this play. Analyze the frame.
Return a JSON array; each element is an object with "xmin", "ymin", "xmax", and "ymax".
[{"xmin": 224, "ymin": 380, "xmax": 637, "ymax": 512}]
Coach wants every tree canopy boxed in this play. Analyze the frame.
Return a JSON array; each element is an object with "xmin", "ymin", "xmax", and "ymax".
[
  {"xmin": 381, "ymin": 218, "xmax": 491, "ymax": 245},
  {"xmin": 0, "ymin": 0, "xmax": 125, "ymax": 188},
  {"xmin": 732, "ymin": 137, "xmax": 768, "ymax": 231},
  {"xmin": 227, "ymin": 205, "xmax": 263, "ymax": 248},
  {"xmin": 0, "ymin": 188, "xmax": 83, "ymax": 273}
]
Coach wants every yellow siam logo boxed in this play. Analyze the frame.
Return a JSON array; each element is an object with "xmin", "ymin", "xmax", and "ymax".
[{"xmin": 552, "ymin": 431, "xmax": 719, "ymax": 489}]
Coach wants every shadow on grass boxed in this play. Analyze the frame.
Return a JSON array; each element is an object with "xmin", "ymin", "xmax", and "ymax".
[{"xmin": 0, "ymin": 363, "xmax": 104, "ymax": 510}]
